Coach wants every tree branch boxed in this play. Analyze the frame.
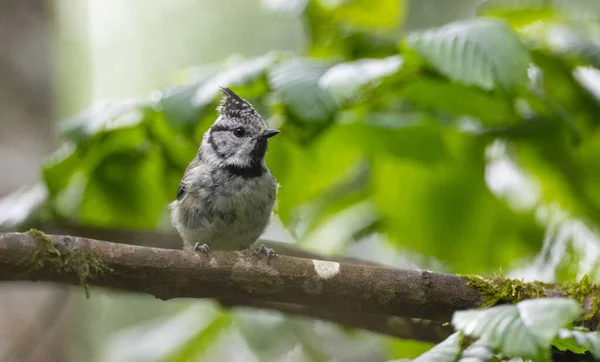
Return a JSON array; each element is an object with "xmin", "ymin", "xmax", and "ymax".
[
  {"xmin": 0, "ymin": 231, "xmax": 598, "ymax": 342},
  {"xmin": 0, "ymin": 231, "xmax": 481, "ymax": 321}
]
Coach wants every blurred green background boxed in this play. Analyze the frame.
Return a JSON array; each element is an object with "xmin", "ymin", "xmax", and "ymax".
[{"xmin": 1, "ymin": 0, "xmax": 600, "ymax": 361}]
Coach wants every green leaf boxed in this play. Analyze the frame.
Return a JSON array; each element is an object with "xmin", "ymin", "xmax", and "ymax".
[
  {"xmin": 412, "ymin": 332, "xmax": 462, "ymax": 362},
  {"xmin": 387, "ymin": 338, "xmax": 435, "ymax": 360},
  {"xmin": 319, "ymin": 56, "xmax": 403, "ymax": 102},
  {"xmin": 164, "ymin": 314, "xmax": 232, "ymax": 362},
  {"xmin": 458, "ymin": 341, "xmax": 495, "ymax": 362},
  {"xmin": 553, "ymin": 329, "xmax": 600, "ymax": 358},
  {"xmin": 268, "ymin": 58, "xmax": 338, "ymax": 124},
  {"xmin": 479, "ymin": 0, "xmax": 600, "ymax": 28},
  {"xmin": 79, "ymin": 146, "xmax": 169, "ymax": 229},
  {"xmin": 452, "ymin": 298, "xmax": 581, "ymax": 360},
  {"xmin": 399, "ymin": 79, "xmax": 517, "ymax": 126},
  {"xmin": 396, "ymin": 336, "xmax": 495, "ymax": 361},
  {"xmin": 404, "ymin": 19, "xmax": 530, "ymax": 91},
  {"xmin": 144, "ymin": 110, "xmax": 197, "ymax": 168},
  {"xmin": 478, "ymin": 0, "xmax": 560, "ymax": 28},
  {"xmin": 60, "ymin": 100, "xmax": 149, "ymax": 141},
  {"xmin": 82, "ymin": 126, "xmax": 150, "ymax": 173},
  {"xmin": 318, "ymin": 0, "xmax": 407, "ymax": 29},
  {"xmin": 42, "ymin": 143, "xmax": 81, "ymax": 198}
]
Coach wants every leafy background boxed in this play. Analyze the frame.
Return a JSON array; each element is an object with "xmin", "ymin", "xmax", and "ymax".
[{"xmin": 2, "ymin": 0, "xmax": 600, "ymax": 360}]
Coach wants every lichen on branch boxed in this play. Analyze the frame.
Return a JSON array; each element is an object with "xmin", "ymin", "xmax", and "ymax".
[
  {"xmin": 461, "ymin": 274, "xmax": 600, "ymax": 324},
  {"xmin": 27, "ymin": 229, "xmax": 110, "ymax": 297}
]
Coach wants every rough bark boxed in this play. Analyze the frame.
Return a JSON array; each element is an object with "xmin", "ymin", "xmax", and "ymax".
[
  {"xmin": 0, "ymin": 231, "xmax": 598, "ymax": 344},
  {"xmin": 0, "ymin": 231, "xmax": 481, "ymax": 321}
]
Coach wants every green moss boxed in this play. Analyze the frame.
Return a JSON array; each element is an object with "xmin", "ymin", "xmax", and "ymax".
[
  {"xmin": 558, "ymin": 274, "xmax": 595, "ymax": 302},
  {"xmin": 554, "ymin": 274, "xmax": 600, "ymax": 321},
  {"xmin": 460, "ymin": 274, "xmax": 547, "ymax": 308},
  {"xmin": 27, "ymin": 229, "xmax": 110, "ymax": 298},
  {"xmin": 461, "ymin": 274, "xmax": 600, "ymax": 320}
]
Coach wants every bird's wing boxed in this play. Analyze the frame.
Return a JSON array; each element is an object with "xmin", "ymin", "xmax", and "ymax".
[
  {"xmin": 176, "ymin": 156, "xmax": 204, "ymax": 200},
  {"xmin": 176, "ymin": 182, "xmax": 186, "ymax": 200}
]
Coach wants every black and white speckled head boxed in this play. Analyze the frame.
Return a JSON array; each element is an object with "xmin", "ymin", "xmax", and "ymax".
[{"xmin": 200, "ymin": 88, "xmax": 279, "ymax": 176}]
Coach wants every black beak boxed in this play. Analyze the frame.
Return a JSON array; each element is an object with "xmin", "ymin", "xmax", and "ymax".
[{"xmin": 258, "ymin": 129, "xmax": 280, "ymax": 139}]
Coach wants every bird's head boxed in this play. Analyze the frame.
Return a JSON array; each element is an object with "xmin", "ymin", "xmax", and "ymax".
[{"xmin": 201, "ymin": 88, "xmax": 279, "ymax": 170}]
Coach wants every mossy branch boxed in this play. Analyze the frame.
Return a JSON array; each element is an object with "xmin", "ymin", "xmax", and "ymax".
[{"xmin": 0, "ymin": 231, "xmax": 599, "ymax": 340}]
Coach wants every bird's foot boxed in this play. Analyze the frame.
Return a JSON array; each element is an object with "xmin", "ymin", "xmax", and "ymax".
[
  {"xmin": 257, "ymin": 244, "xmax": 277, "ymax": 263},
  {"xmin": 194, "ymin": 243, "xmax": 211, "ymax": 254}
]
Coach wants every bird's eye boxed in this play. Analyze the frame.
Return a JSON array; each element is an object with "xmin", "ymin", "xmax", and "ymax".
[{"xmin": 233, "ymin": 127, "xmax": 245, "ymax": 137}]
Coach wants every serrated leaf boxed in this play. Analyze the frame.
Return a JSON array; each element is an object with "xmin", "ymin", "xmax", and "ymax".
[
  {"xmin": 268, "ymin": 58, "xmax": 338, "ymax": 124},
  {"xmin": 319, "ymin": 56, "xmax": 403, "ymax": 102},
  {"xmin": 452, "ymin": 298, "xmax": 581, "ymax": 360},
  {"xmin": 458, "ymin": 340, "xmax": 495, "ymax": 362},
  {"xmin": 553, "ymin": 329, "xmax": 600, "ymax": 358},
  {"xmin": 405, "ymin": 19, "xmax": 530, "ymax": 91},
  {"xmin": 412, "ymin": 332, "xmax": 462, "ymax": 362}
]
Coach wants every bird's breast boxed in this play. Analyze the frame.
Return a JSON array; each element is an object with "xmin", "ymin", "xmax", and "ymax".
[{"xmin": 174, "ymin": 171, "xmax": 277, "ymax": 250}]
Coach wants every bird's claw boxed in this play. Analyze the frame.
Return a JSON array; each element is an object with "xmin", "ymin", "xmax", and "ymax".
[
  {"xmin": 258, "ymin": 244, "xmax": 277, "ymax": 263},
  {"xmin": 194, "ymin": 243, "xmax": 211, "ymax": 254}
]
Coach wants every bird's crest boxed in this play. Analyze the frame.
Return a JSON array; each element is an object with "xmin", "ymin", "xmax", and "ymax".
[{"xmin": 217, "ymin": 87, "xmax": 260, "ymax": 120}]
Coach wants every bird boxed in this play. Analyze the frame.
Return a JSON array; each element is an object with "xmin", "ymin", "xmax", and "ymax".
[{"xmin": 169, "ymin": 87, "xmax": 280, "ymax": 260}]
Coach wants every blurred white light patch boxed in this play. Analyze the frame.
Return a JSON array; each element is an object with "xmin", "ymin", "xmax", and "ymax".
[
  {"xmin": 262, "ymin": 0, "xmax": 309, "ymax": 16},
  {"xmin": 527, "ymin": 64, "xmax": 542, "ymax": 90},
  {"xmin": 485, "ymin": 140, "xmax": 541, "ymax": 211},
  {"xmin": 574, "ymin": 66, "xmax": 600, "ymax": 101},
  {"xmin": 319, "ymin": 56, "xmax": 403, "ymax": 101},
  {"xmin": 348, "ymin": 233, "xmax": 449, "ymax": 271},
  {"xmin": 262, "ymin": 213, "xmax": 296, "ymax": 244},
  {"xmin": 0, "ymin": 183, "xmax": 47, "ymax": 229},
  {"xmin": 300, "ymin": 201, "xmax": 378, "ymax": 254},
  {"xmin": 510, "ymin": 205, "xmax": 600, "ymax": 282}
]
